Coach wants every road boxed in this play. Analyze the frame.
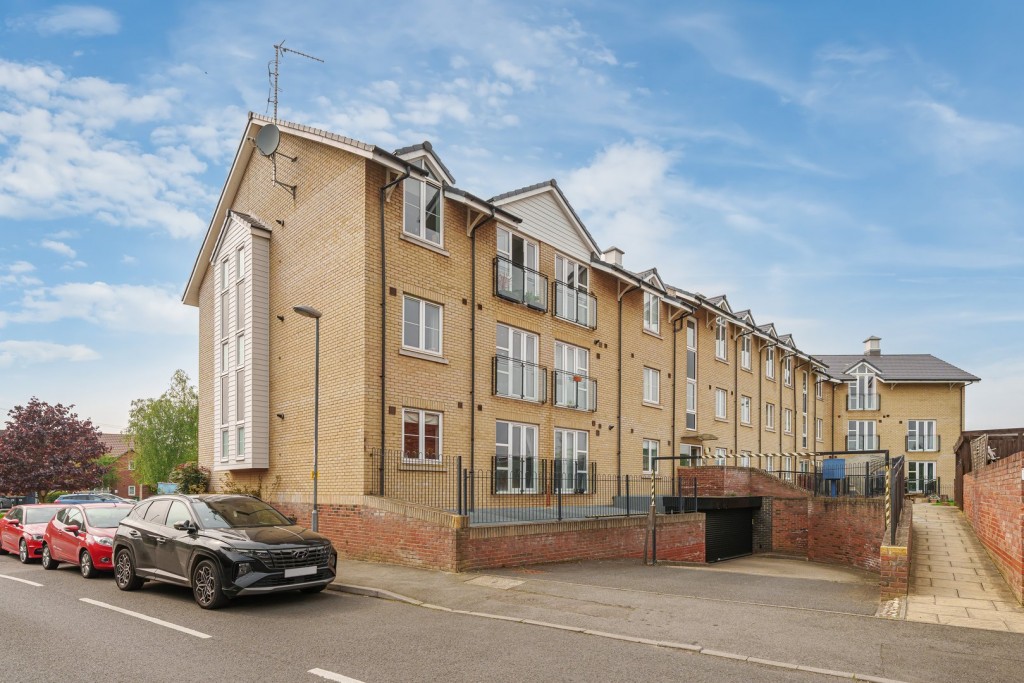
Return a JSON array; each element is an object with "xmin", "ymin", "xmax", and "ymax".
[{"xmin": 0, "ymin": 557, "xmax": 826, "ymax": 683}]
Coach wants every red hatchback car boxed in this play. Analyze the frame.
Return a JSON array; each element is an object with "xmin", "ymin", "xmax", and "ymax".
[
  {"xmin": 0, "ymin": 505, "xmax": 65, "ymax": 563},
  {"xmin": 42, "ymin": 504, "xmax": 134, "ymax": 578}
]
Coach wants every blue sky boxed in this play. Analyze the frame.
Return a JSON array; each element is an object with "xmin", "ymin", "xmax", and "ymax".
[{"xmin": 1, "ymin": 1, "xmax": 1020, "ymax": 432}]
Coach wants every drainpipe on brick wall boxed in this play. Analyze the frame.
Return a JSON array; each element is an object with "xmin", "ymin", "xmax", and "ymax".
[
  {"xmin": 831, "ymin": 381, "xmax": 836, "ymax": 451},
  {"xmin": 469, "ymin": 212, "xmax": 494, "ymax": 473},
  {"xmin": 757, "ymin": 341, "xmax": 763, "ymax": 454},
  {"xmin": 670, "ymin": 311, "xmax": 688, "ymax": 489},
  {"xmin": 380, "ymin": 170, "xmax": 411, "ymax": 459},
  {"xmin": 616, "ymin": 282, "xmax": 639, "ymax": 488}
]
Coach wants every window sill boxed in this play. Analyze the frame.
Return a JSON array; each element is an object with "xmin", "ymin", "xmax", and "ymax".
[
  {"xmin": 765, "ymin": 427, "xmax": 776, "ymax": 433},
  {"xmin": 642, "ymin": 328, "xmax": 663, "ymax": 339},
  {"xmin": 400, "ymin": 231, "xmax": 449, "ymax": 257},
  {"xmin": 714, "ymin": 416, "xmax": 728, "ymax": 423},
  {"xmin": 399, "ymin": 348, "xmax": 449, "ymax": 364},
  {"xmin": 741, "ymin": 366, "xmax": 752, "ymax": 373},
  {"xmin": 740, "ymin": 422, "xmax": 752, "ymax": 428},
  {"xmin": 642, "ymin": 401, "xmax": 663, "ymax": 410},
  {"xmin": 766, "ymin": 377, "xmax": 776, "ymax": 383},
  {"xmin": 495, "ymin": 393, "xmax": 544, "ymax": 405},
  {"xmin": 715, "ymin": 356, "xmax": 729, "ymax": 365}
]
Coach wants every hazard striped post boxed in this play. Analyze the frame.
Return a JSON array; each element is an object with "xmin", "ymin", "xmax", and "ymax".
[
  {"xmin": 884, "ymin": 454, "xmax": 892, "ymax": 532},
  {"xmin": 649, "ymin": 470, "xmax": 657, "ymax": 565}
]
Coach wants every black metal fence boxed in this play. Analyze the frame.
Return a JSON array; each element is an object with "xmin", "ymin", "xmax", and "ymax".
[
  {"xmin": 889, "ymin": 455, "xmax": 906, "ymax": 545},
  {"xmin": 760, "ymin": 460, "xmax": 889, "ymax": 498}
]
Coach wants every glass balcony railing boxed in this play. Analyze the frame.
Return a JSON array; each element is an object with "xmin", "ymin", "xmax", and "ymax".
[
  {"xmin": 492, "ymin": 355, "xmax": 547, "ymax": 403},
  {"xmin": 552, "ymin": 281, "xmax": 597, "ymax": 328},
  {"xmin": 552, "ymin": 370, "xmax": 597, "ymax": 411},
  {"xmin": 494, "ymin": 256, "xmax": 548, "ymax": 311}
]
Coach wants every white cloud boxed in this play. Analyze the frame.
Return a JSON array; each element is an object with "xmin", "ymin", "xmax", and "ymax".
[
  {"xmin": 5, "ymin": 282, "xmax": 196, "ymax": 334},
  {"xmin": 905, "ymin": 99, "xmax": 1024, "ymax": 172},
  {"xmin": 817, "ymin": 45, "xmax": 891, "ymax": 66},
  {"xmin": 121, "ymin": 255, "xmax": 137, "ymax": 265},
  {"xmin": 0, "ymin": 340, "xmax": 100, "ymax": 367},
  {"xmin": 0, "ymin": 260, "xmax": 42, "ymax": 288},
  {"xmin": 494, "ymin": 60, "xmax": 537, "ymax": 91},
  {"xmin": 41, "ymin": 239, "xmax": 77, "ymax": 258},
  {"xmin": 34, "ymin": 5, "xmax": 120, "ymax": 37},
  {"xmin": 395, "ymin": 93, "xmax": 472, "ymax": 127}
]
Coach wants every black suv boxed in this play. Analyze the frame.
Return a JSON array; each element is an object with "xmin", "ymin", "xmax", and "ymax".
[{"xmin": 112, "ymin": 494, "xmax": 336, "ymax": 609}]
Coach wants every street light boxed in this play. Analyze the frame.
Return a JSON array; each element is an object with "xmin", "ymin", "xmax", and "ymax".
[{"xmin": 293, "ymin": 305, "xmax": 322, "ymax": 532}]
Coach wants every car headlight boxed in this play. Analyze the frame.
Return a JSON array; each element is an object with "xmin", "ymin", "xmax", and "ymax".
[
  {"xmin": 32, "ymin": 534, "xmax": 44, "ymax": 541},
  {"xmin": 92, "ymin": 536, "xmax": 113, "ymax": 546},
  {"xmin": 225, "ymin": 547, "xmax": 271, "ymax": 560}
]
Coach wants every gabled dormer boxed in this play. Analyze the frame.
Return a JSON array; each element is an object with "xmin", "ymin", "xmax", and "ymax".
[
  {"xmin": 705, "ymin": 294, "xmax": 732, "ymax": 315},
  {"xmin": 394, "ymin": 141, "xmax": 455, "ymax": 186},
  {"xmin": 846, "ymin": 361, "xmax": 881, "ymax": 411},
  {"xmin": 490, "ymin": 179, "xmax": 600, "ymax": 263},
  {"xmin": 637, "ymin": 267, "xmax": 666, "ymax": 292},
  {"xmin": 734, "ymin": 309, "xmax": 756, "ymax": 327},
  {"xmin": 394, "ymin": 142, "xmax": 452, "ymax": 251}
]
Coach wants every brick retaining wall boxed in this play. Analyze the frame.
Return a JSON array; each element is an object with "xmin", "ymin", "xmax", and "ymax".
[
  {"xmin": 880, "ymin": 502, "xmax": 913, "ymax": 600},
  {"xmin": 963, "ymin": 451, "xmax": 1024, "ymax": 604}
]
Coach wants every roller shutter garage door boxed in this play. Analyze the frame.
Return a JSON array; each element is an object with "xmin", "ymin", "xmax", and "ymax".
[{"xmin": 705, "ymin": 508, "xmax": 753, "ymax": 562}]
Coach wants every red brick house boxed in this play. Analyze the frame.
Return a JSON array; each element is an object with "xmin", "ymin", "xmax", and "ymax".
[{"xmin": 96, "ymin": 433, "xmax": 149, "ymax": 500}]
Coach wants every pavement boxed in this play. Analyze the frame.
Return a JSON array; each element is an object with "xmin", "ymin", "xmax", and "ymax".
[
  {"xmin": 905, "ymin": 501, "xmax": 1024, "ymax": 632},
  {"xmin": 327, "ymin": 552, "xmax": 1024, "ymax": 683}
]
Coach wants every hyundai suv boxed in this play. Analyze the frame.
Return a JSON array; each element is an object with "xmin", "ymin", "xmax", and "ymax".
[{"xmin": 112, "ymin": 494, "xmax": 337, "ymax": 609}]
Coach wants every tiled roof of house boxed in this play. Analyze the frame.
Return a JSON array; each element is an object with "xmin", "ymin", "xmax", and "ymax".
[
  {"xmin": 97, "ymin": 433, "xmax": 133, "ymax": 457},
  {"xmin": 815, "ymin": 354, "xmax": 980, "ymax": 382},
  {"xmin": 393, "ymin": 141, "xmax": 456, "ymax": 185}
]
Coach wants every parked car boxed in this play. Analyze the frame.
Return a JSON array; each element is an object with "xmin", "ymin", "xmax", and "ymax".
[
  {"xmin": 53, "ymin": 492, "xmax": 130, "ymax": 504},
  {"xmin": 41, "ymin": 503, "xmax": 134, "ymax": 578},
  {"xmin": 0, "ymin": 496, "xmax": 15, "ymax": 510},
  {"xmin": 0, "ymin": 505, "xmax": 65, "ymax": 563},
  {"xmin": 112, "ymin": 494, "xmax": 336, "ymax": 609}
]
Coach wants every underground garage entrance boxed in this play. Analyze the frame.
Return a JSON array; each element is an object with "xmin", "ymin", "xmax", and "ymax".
[{"xmin": 664, "ymin": 496, "xmax": 761, "ymax": 563}]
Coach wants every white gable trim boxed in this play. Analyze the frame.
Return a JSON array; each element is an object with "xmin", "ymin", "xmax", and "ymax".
[{"xmin": 493, "ymin": 185, "xmax": 599, "ymax": 256}]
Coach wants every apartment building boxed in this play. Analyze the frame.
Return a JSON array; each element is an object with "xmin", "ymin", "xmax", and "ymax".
[{"xmin": 183, "ymin": 113, "xmax": 976, "ymax": 527}]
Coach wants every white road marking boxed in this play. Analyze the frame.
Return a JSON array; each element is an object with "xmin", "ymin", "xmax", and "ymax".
[
  {"xmin": 79, "ymin": 598, "xmax": 212, "ymax": 639},
  {"xmin": 308, "ymin": 668, "xmax": 365, "ymax": 682},
  {"xmin": 0, "ymin": 574, "xmax": 43, "ymax": 587}
]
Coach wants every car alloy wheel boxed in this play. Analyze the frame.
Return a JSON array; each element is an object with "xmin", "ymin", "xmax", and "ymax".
[
  {"xmin": 19, "ymin": 540, "xmax": 28, "ymax": 563},
  {"xmin": 114, "ymin": 549, "xmax": 144, "ymax": 591},
  {"xmin": 191, "ymin": 559, "xmax": 228, "ymax": 609},
  {"xmin": 41, "ymin": 544, "xmax": 58, "ymax": 570},
  {"xmin": 80, "ymin": 550, "xmax": 96, "ymax": 579}
]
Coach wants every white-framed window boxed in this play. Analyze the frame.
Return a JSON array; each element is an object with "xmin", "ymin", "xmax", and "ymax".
[
  {"xmin": 740, "ymin": 335, "xmax": 751, "ymax": 370},
  {"xmin": 740, "ymin": 451, "xmax": 751, "ymax": 468},
  {"xmin": 715, "ymin": 388, "xmax": 727, "ymax": 419},
  {"xmin": 554, "ymin": 341, "xmax": 592, "ymax": 410},
  {"xmin": 907, "ymin": 420, "xmax": 938, "ymax": 452},
  {"xmin": 220, "ymin": 341, "xmax": 228, "ymax": 372},
  {"xmin": 219, "ymin": 258, "xmax": 229, "ymax": 340},
  {"xmin": 496, "ymin": 324, "xmax": 541, "ymax": 401},
  {"xmin": 235, "ymin": 368, "xmax": 244, "ymax": 422},
  {"xmin": 686, "ymin": 320, "xmax": 697, "ymax": 430},
  {"xmin": 740, "ymin": 395, "xmax": 751, "ymax": 425},
  {"xmin": 907, "ymin": 461, "xmax": 938, "ymax": 494},
  {"xmin": 403, "ymin": 408, "xmax": 442, "ymax": 461},
  {"xmin": 128, "ymin": 485, "xmax": 136, "ymax": 497},
  {"xmin": 847, "ymin": 420, "xmax": 877, "ymax": 451},
  {"xmin": 784, "ymin": 408, "xmax": 793, "ymax": 434},
  {"xmin": 816, "ymin": 373, "xmax": 823, "ymax": 400},
  {"xmin": 848, "ymin": 369, "xmax": 878, "ymax": 410},
  {"xmin": 220, "ymin": 375, "xmax": 229, "ymax": 426},
  {"xmin": 801, "ymin": 416, "xmax": 808, "ymax": 448},
  {"xmin": 801, "ymin": 372, "xmax": 808, "ymax": 412},
  {"xmin": 496, "ymin": 227, "xmax": 544, "ymax": 307},
  {"xmin": 714, "ymin": 447, "xmax": 727, "ymax": 466},
  {"xmin": 643, "ymin": 367, "xmax": 660, "ymax": 405},
  {"xmin": 554, "ymin": 428, "xmax": 589, "ymax": 493},
  {"xmin": 783, "ymin": 456, "xmax": 793, "ymax": 478},
  {"xmin": 765, "ymin": 403, "xmax": 776, "ymax": 430},
  {"xmin": 128, "ymin": 460, "xmax": 136, "ymax": 471},
  {"xmin": 715, "ymin": 317, "xmax": 728, "ymax": 360},
  {"xmin": 765, "ymin": 346, "xmax": 775, "ymax": 380},
  {"xmin": 643, "ymin": 291, "xmax": 660, "ymax": 334},
  {"xmin": 403, "ymin": 159, "xmax": 443, "ymax": 246},
  {"xmin": 800, "ymin": 460, "xmax": 810, "ymax": 474},
  {"xmin": 236, "ymin": 334, "xmax": 245, "ymax": 368},
  {"xmin": 221, "ymin": 429, "xmax": 229, "ymax": 463},
  {"xmin": 403, "ymin": 295, "xmax": 442, "ymax": 355},
  {"xmin": 495, "ymin": 420, "xmax": 538, "ymax": 493},
  {"xmin": 236, "ymin": 426, "xmax": 245, "ymax": 460},
  {"xmin": 816, "ymin": 418, "xmax": 823, "ymax": 442},
  {"xmin": 554, "ymin": 255, "xmax": 594, "ymax": 327},
  {"xmin": 765, "ymin": 455, "xmax": 774, "ymax": 472},
  {"xmin": 642, "ymin": 438, "xmax": 660, "ymax": 474},
  {"xmin": 783, "ymin": 356, "xmax": 792, "ymax": 386}
]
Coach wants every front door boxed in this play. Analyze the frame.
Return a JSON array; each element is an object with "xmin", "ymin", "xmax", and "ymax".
[{"xmin": 907, "ymin": 461, "xmax": 937, "ymax": 494}]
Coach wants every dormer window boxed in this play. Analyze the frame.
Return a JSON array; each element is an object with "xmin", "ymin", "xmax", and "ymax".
[
  {"xmin": 715, "ymin": 318, "xmax": 728, "ymax": 361},
  {"xmin": 848, "ymin": 366, "xmax": 879, "ymax": 411},
  {"xmin": 643, "ymin": 292, "xmax": 660, "ymax": 334},
  {"xmin": 403, "ymin": 159, "xmax": 442, "ymax": 246}
]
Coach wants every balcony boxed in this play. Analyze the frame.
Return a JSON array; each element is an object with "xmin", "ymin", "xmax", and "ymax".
[
  {"xmin": 552, "ymin": 281, "xmax": 597, "ymax": 328},
  {"xmin": 906, "ymin": 435, "xmax": 940, "ymax": 452},
  {"xmin": 552, "ymin": 370, "xmax": 597, "ymax": 411},
  {"xmin": 847, "ymin": 435, "xmax": 879, "ymax": 451},
  {"xmin": 493, "ymin": 355, "xmax": 547, "ymax": 403},
  {"xmin": 847, "ymin": 394, "xmax": 880, "ymax": 411},
  {"xmin": 494, "ymin": 256, "xmax": 548, "ymax": 311}
]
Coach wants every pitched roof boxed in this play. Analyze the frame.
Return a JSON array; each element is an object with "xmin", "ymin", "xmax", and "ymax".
[
  {"xmin": 97, "ymin": 433, "xmax": 133, "ymax": 457},
  {"xmin": 489, "ymin": 179, "xmax": 601, "ymax": 255},
  {"xmin": 393, "ymin": 141, "xmax": 456, "ymax": 186},
  {"xmin": 815, "ymin": 354, "xmax": 980, "ymax": 382}
]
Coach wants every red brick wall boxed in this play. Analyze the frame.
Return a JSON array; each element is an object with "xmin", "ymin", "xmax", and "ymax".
[
  {"xmin": 880, "ymin": 502, "xmax": 913, "ymax": 600},
  {"xmin": 676, "ymin": 466, "xmax": 813, "ymax": 499},
  {"xmin": 963, "ymin": 451, "xmax": 1024, "ymax": 604},
  {"xmin": 807, "ymin": 498, "xmax": 885, "ymax": 572},
  {"xmin": 771, "ymin": 498, "xmax": 809, "ymax": 555},
  {"xmin": 274, "ymin": 498, "xmax": 705, "ymax": 572}
]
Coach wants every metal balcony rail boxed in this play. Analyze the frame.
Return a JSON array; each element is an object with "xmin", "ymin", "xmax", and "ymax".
[
  {"xmin": 906, "ymin": 435, "xmax": 940, "ymax": 452},
  {"xmin": 847, "ymin": 394, "xmax": 880, "ymax": 411},
  {"xmin": 846, "ymin": 435, "xmax": 879, "ymax": 451},
  {"xmin": 494, "ymin": 256, "xmax": 548, "ymax": 311},
  {"xmin": 492, "ymin": 355, "xmax": 547, "ymax": 403},
  {"xmin": 552, "ymin": 281, "xmax": 597, "ymax": 328},
  {"xmin": 552, "ymin": 370, "xmax": 597, "ymax": 411}
]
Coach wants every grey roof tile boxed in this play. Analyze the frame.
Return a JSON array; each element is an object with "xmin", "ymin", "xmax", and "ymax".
[{"xmin": 815, "ymin": 354, "xmax": 980, "ymax": 382}]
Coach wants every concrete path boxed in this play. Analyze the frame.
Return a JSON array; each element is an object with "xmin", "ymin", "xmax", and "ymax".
[{"xmin": 906, "ymin": 501, "xmax": 1024, "ymax": 632}]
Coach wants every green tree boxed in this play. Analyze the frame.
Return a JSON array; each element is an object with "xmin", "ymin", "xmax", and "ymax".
[
  {"xmin": 124, "ymin": 370, "xmax": 199, "ymax": 487},
  {"xmin": 96, "ymin": 454, "xmax": 120, "ymax": 491}
]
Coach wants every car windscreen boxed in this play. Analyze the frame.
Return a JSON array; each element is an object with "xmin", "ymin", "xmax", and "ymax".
[
  {"xmin": 24, "ymin": 508, "xmax": 61, "ymax": 525},
  {"xmin": 84, "ymin": 507, "xmax": 132, "ymax": 528},
  {"xmin": 192, "ymin": 498, "xmax": 291, "ymax": 528}
]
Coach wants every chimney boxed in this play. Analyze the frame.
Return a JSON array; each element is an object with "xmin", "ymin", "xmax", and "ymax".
[
  {"xmin": 863, "ymin": 336, "xmax": 881, "ymax": 356},
  {"xmin": 601, "ymin": 246, "xmax": 624, "ymax": 267}
]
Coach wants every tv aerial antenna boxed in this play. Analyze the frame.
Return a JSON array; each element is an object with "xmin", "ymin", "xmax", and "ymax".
[{"xmin": 257, "ymin": 41, "xmax": 324, "ymax": 197}]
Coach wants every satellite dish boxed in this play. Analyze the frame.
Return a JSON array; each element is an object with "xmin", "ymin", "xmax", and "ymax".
[{"xmin": 256, "ymin": 123, "xmax": 280, "ymax": 156}]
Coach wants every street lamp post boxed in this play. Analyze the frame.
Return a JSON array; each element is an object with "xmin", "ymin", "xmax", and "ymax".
[{"xmin": 293, "ymin": 305, "xmax": 322, "ymax": 532}]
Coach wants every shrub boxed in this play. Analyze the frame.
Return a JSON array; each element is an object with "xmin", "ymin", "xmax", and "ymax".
[
  {"xmin": 45, "ymin": 491, "xmax": 69, "ymax": 503},
  {"xmin": 168, "ymin": 461, "xmax": 210, "ymax": 494}
]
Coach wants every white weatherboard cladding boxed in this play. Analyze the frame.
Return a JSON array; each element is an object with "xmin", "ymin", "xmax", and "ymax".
[
  {"xmin": 212, "ymin": 215, "xmax": 270, "ymax": 470},
  {"xmin": 501, "ymin": 192, "xmax": 592, "ymax": 262}
]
